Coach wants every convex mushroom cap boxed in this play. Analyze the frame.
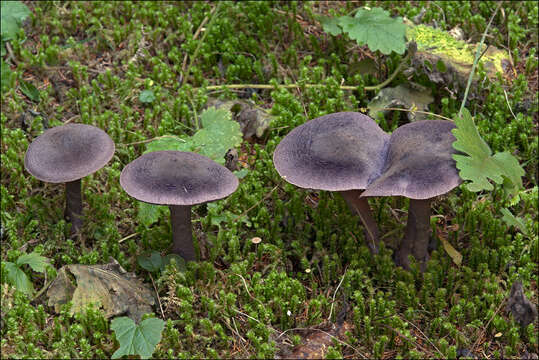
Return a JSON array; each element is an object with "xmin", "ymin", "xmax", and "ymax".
[
  {"xmin": 24, "ymin": 123, "xmax": 115, "ymax": 234},
  {"xmin": 24, "ymin": 123, "xmax": 115, "ymax": 183},
  {"xmin": 120, "ymin": 151, "xmax": 239, "ymax": 206},
  {"xmin": 120, "ymin": 151, "xmax": 239, "ymax": 261}
]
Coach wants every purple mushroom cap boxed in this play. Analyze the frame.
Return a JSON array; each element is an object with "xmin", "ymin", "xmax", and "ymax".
[
  {"xmin": 24, "ymin": 124, "xmax": 115, "ymax": 183},
  {"xmin": 120, "ymin": 151, "xmax": 239, "ymax": 206},
  {"xmin": 273, "ymin": 112, "xmax": 390, "ymax": 191}
]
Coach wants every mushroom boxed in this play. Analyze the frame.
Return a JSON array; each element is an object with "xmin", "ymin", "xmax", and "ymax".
[
  {"xmin": 273, "ymin": 112, "xmax": 389, "ymax": 254},
  {"xmin": 361, "ymin": 120, "xmax": 461, "ymax": 270},
  {"xmin": 120, "ymin": 151, "xmax": 239, "ymax": 261},
  {"xmin": 24, "ymin": 124, "xmax": 115, "ymax": 234}
]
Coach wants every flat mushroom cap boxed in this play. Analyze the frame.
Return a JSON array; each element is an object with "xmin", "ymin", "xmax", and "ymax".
[
  {"xmin": 120, "ymin": 151, "xmax": 239, "ymax": 206},
  {"xmin": 24, "ymin": 124, "xmax": 115, "ymax": 183},
  {"xmin": 361, "ymin": 120, "xmax": 461, "ymax": 200},
  {"xmin": 273, "ymin": 112, "xmax": 390, "ymax": 191}
]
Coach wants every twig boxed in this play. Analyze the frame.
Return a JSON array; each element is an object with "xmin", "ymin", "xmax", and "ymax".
[
  {"xmin": 397, "ymin": 314, "xmax": 444, "ymax": 357},
  {"xmin": 471, "ymin": 299, "xmax": 506, "ymax": 353},
  {"xmin": 503, "ymin": 89, "xmax": 517, "ymax": 121},
  {"xmin": 118, "ymin": 232, "xmax": 138, "ymax": 243},
  {"xmin": 378, "ymin": 107, "xmax": 454, "ymax": 122},
  {"xmin": 328, "ymin": 267, "xmax": 347, "ymax": 321},
  {"xmin": 5, "ymin": 42, "xmax": 20, "ymax": 66},
  {"xmin": 149, "ymin": 273, "xmax": 165, "ymax": 319},
  {"xmin": 181, "ymin": 14, "xmax": 211, "ymax": 73}
]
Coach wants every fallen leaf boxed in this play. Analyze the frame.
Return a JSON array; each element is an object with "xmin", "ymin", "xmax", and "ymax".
[
  {"xmin": 47, "ymin": 258, "xmax": 155, "ymax": 322},
  {"xmin": 440, "ymin": 236, "xmax": 462, "ymax": 266},
  {"xmin": 283, "ymin": 321, "xmax": 353, "ymax": 359},
  {"xmin": 367, "ymin": 83, "xmax": 433, "ymax": 122}
]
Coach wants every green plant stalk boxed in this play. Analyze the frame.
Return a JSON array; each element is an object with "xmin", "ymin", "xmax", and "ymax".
[
  {"xmin": 459, "ymin": 2, "xmax": 502, "ymax": 116},
  {"xmin": 198, "ymin": 50, "xmax": 411, "ymax": 92}
]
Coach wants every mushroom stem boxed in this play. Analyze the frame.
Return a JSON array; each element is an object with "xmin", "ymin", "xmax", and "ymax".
[
  {"xmin": 395, "ymin": 198, "xmax": 432, "ymax": 271},
  {"xmin": 169, "ymin": 205, "xmax": 196, "ymax": 261},
  {"xmin": 65, "ymin": 179, "xmax": 83, "ymax": 234},
  {"xmin": 340, "ymin": 190, "xmax": 380, "ymax": 254}
]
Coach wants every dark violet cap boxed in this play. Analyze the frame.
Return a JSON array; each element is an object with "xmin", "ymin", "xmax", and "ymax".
[
  {"xmin": 361, "ymin": 120, "xmax": 462, "ymax": 200},
  {"xmin": 120, "ymin": 151, "xmax": 239, "ymax": 206},
  {"xmin": 273, "ymin": 112, "xmax": 390, "ymax": 191},
  {"xmin": 24, "ymin": 124, "xmax": 115, "ymax": 183}
]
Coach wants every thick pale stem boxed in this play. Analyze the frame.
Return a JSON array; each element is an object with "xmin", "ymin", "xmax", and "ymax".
[
  {"xmin": 396, "ymin": 198, "xmax": 432, "ymax": 271},
  {"xmin": 65, "ymin": 179, "xmax": 82, "ymax": 234},
  {"xmin": 340, "ymin": 190, "xmax": 380, "ymax": 254},
  {"xmin": 169, "ymin": 205, "xmax": 195, "ymax": 261}
]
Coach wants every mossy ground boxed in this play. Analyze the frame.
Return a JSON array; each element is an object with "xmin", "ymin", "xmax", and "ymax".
[{"xmin": 1, "ymin": 1, "xmax": 538, "ymax": 358}]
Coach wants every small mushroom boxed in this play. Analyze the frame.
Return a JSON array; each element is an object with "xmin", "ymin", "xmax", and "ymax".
[
  {"xmin": 361, "ymin": 120, "xmax": 461, "ymax": 270},
  {"xmin": 24, "ymin": 124, "xmax": 115, "ymax": 234},
  {"xmin": 273, "ymin": 112, "xmax": 389, "ymax": 254},
  {"xmin": 120, "ymin": 151, "xmax": 238, "ymax": 261}
]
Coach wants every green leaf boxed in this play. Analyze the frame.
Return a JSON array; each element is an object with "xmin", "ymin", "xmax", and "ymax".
[
  {"xmin": 319, "ymin": 15, "xmax": 342, "ymax": 36},
  {"xmin": 137, "ymin": 252, "xmax": 163, "ymax": 273},
  {"xmin": 191, "ymin": 107, "xmax": 242, "ymax": 164},
  {"xmin": 1, "ymin": 1, "xmax": 30, "ymax": 41},
  {"xmin": 500, "ymin": 208, "xmax": 529, "ymax": 236},
  {"xmin": 137, "ymin": 201, "xmax": 168, "ymax": 227},
  {"xmin": 139, "ymin": 89, "xmax": 155, "ymax": 104},
  {"xmin": 452, "ymin": 108, "xmax": 525, "ymax": 194},
  {"xmin": 19, "ymin": 80, "xmax": 40, "ymax": 102},
  {"xmin": 338, "ymin": 7, "xmax": 406, "ymax": 55},
  {"xmin": 3, "ymin": 261, "xmax": 33, "ymax": 294},
  {"xmin": 16, "ymin": 252, "xmax": 50, "ymax": 272},
  {"xmin": 144, "ymin": 136, "xmax": 191, "ymax": 154},
  {"xmin": 111, "ymin": 316, "xmax": 165, "ymax": 359},
  {"xmin": 162, "ymin": 254, "xmax": 186, "ymax": 272}
]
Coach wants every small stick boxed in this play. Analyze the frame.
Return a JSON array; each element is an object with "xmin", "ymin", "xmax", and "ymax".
[
  {"xmin": 149, "ymin": 273, "xmax": 165, "ymax": 319},
  {"xmin": 118, "ymin": 232, "xmax": 138, "ymax": 244},
  {"xmin": 328, "ymin": 267, "xmax": 347, "ymax": 321}
]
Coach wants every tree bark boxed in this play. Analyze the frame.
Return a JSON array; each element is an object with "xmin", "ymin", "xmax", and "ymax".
[
  {"xmin": 65, "ymin": 179, "xmax": 83, "ymax": 234},
  {"xmin": 169, "ymin": 205, "xmax": 195, "ymax": 261},
  {"xmin": 340, "ymin": 190, "xmax": 380, "ymax": 254},
  {"xmin": 395, "ymin": 198, "xmax": 432, "ymax": 271}
]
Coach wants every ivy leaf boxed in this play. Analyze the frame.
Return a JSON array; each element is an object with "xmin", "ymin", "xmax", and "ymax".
[
  {"xmin": 3, "ymin": 261, "xmax": 33, "ymax": 294},
  {"xmin": 16, "ymin": 252, "xmax": 50, "ymax": 272},
  {"xmin": 111, "ymin": 316, "xmax": 165, "ymax": 359},
  {"xmin": 136, "ymin": 252, "xmax": 163, "ymax": 273},
  {"xmin": 452, "ymin": 108, "xmax": 524, "ymax": 195},
  {"xmin": 1, "ymin": 1, "xmax": 31, "ymax": 41},
  {"xmin": 500, "ymin": 208, "xmax": 529, "ymax": 236},
  {"xmin": 319, "ymin": 15, "xmax": 342, "ymax": 36},
  {"xmin": 338, "ymin": 7, "xmax": 406, "ymax": 55}
]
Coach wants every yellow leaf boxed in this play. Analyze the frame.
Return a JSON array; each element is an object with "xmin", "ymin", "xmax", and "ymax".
[
  {"xmin": 440, "ymin": 236, "xmax": 462, "ymax": 266},
  {"xmin": 494, "ymin": 332, "xmax": 502, "ymax": 338}
]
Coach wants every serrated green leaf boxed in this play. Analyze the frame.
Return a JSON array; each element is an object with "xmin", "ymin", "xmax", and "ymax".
[
  {"xmin": 139, "ymin": 89, "xmax": 155, "ymax": 104},
  {"xmin": 4, "ymin": 261, "xmax": 33, "ymax": 294},
  {"xmin": 16, "ymin": 252, "xmax": 49, "ymax": 272},
  {"xmin": 338, "ymin": 8, "xmax": 406, "ymax": 55},
  {"xmin": 192, "ymin": 107, "xmax": 242, "ymax": 164},
  {"xmin": 111, "ymin": 316, "xmax": 165, "ymax": 359},
  {"xmin": 19, "ymin": 80, "xmax": 40, "ymax": 102},
  {"xmin": 137, "ymin": 252, "xmax": 163, "ymax": 273},
  {"xmin": 500, "ymin": 208, "xmax": 529, "ymax": 236},
  {"xmin": 144, "ymin": 136, "xmax": 191, "ymax": 154},
  {"xmin": 1, "ymin": 1, "xmax": 31, "ymax": 40},
  {"xmin": 452, "ymin": 108, "xmax": 524, "ymax": 194},
  {"xmin": 319, "ymin": 15, "xmax": 342, "ymax": 36},
  {"xmin": 137, "ymin": 201, "xmax": 168, "ymax": 227}
]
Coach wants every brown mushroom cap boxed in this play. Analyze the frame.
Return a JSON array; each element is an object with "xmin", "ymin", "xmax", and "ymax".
[
  {"xmin": 24, "ymin": 124, "xmax": 115, "ymax": 183},
  {"xmin": 361, "ymin": 120, "xmax": 461, "ymax": 199},
  {"xmin": 120, "ymin": 151, "xmax": 239, "ymax": 206},
  {"xmin": 273, "ymin": 112, "xmax": 390, "ymax": 191}
]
